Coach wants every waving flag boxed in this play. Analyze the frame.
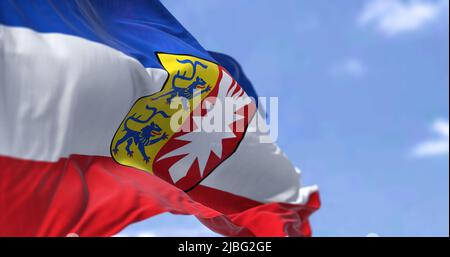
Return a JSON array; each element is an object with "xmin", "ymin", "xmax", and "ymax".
[{"xmin": 0, "ymin": 0, "xmax": 320, "ymax": 236}]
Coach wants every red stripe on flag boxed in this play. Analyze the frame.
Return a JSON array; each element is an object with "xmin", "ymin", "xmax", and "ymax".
[
  {"xmin": 189, "ymin": 185, "xmax": 320, "ymax": 237},
  {"xmin": 0, "ymin": 154, "xmax": 319, "ymax": 237}
]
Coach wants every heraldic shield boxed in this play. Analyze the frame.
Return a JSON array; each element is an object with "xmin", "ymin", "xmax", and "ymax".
[{"xmin": 111, "ymin": 53, "xmax": 256, "ymax": 191}]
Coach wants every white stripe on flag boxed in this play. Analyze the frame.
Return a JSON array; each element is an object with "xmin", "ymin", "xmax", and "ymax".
[
  {"xmin": 0, "ymin": 25, "xmax": 166, "ymax": 161},
  {"xmin": 201, "ymin": 109, "xmax": 317, "ymax": 204}
]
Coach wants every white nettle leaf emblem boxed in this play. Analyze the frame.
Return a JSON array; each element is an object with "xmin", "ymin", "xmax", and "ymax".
[{"xmin": 156, "ymin": 72, "xmax": 252, "ymax": 183}]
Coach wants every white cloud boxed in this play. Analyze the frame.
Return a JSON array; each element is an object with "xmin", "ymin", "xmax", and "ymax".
[
  {"xmin": 114, "ymin": 232, "xmax": 158, "ymax": 237},
  {"xmin": 331, "ymin": 58, "xmax": 366, "ymax": 77},
  {"xmin": 359, "ymin": 0, "xmax": 448, "ymax": 36},
  {"xmin": 113, "ymin": 213, "xmax": 220, "ymax": 237},
  {"xmin": 412, "ymin": 119, "xmax": 449, "ymax": 158},
  {"xmin": 114, "ymin": 227, "xmax": 218, "ymax": 237}
]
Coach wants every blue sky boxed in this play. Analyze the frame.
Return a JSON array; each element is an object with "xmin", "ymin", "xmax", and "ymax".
[{"xmin": 120, "ymin": 0, "xmax": 449, "ymax": 237}]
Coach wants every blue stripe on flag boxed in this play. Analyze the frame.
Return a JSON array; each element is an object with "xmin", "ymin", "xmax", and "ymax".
[{"xmin": 0, "ymin": 0, "xmax": 213, "ymax": 68}]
